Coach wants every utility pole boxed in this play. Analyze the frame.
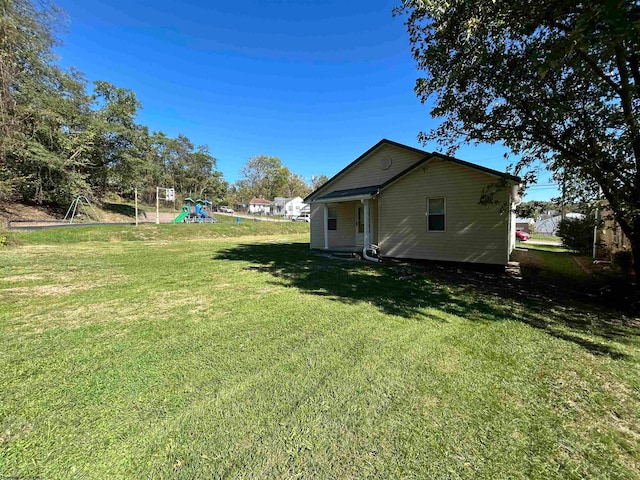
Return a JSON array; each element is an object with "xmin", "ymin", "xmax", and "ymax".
[
  {"xmin": 135, "ymin": 187, "xmax": 139, "ymax": 227},
  {"xmin": 592, "ymin": 189, "xmax": 602, "ymax": 259}
]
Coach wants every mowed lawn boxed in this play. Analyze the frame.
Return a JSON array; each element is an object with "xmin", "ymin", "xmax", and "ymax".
[{"xmin": 1, "ymin": 224, "xmax": 639, "ymax": 479}]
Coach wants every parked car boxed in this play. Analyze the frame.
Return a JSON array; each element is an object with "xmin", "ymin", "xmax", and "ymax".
[
  {"xmin": 219, "ymin": 206, "xmax": 234, "ymax": 213},
  {"xmin": 515, "ymin": 230, "xmax": 530, "ymax": 241},
  {"xmin": 294, "ymin": 213, "xmax": 310, "ymax": 222}
]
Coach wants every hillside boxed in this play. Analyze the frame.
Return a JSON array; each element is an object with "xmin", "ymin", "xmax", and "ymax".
[{"xmin": 0, "ymin": 200, "xmax": 143, "ymax": 230}]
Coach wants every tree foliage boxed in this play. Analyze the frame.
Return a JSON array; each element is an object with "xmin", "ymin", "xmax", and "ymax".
[
  {"xmin": 397, "ymin": 0, "xmax": 640, "ymax": 277},
  {"xmin": 140, "ymin": 132, "xmax": 227, "ymax": 204},
  {"xmin": 0, "ymin": 0, "xmax": 226, "ymax": 206},
  {"xmin": 283, "ymin": 172, "xmax": 311, "ymax": 198},
  {"xmin": 238, "ymin": 155, "xmax": 289, "ymax": 200},
  {"xmin": 515, "ymin": 200, "xmax": 558, "ymax": 220},
  {"xmin": 557, "ymin": 216, "xmax": 598, "ymax": 254},
  {"xmin": 1, "ymin": 0, "xmax": 314, "ymax": 210},
  {"xmin": 234, "ymin": 155, "xmax": 311, "ymax": 201},
  {"xmin": 311, "ymin": 174, "xmax": 329, "ymax": 192}
]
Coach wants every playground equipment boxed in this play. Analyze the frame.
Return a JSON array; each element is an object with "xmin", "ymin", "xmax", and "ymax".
[
  {"xmin": 172, "ymin": 198, "xmax": 217, "ymax": 223},
  {"xmin": 64, "ymin": 195, "xmax": 102, "ymax": 223}
]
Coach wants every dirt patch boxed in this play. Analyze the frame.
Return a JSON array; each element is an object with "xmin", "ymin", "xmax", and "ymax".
[
  {"xmin": 0, "ymin": 201, "xmax": 59, "ymax": 226},
  {"xmin": 0, "ymin": 200, "xmax": 147, "ymax": 229},
  {"xmin": 2, "ymin": 281, "xmax": 107, "ymax": 296},
  {"xmin": 2, "ymin": 274, "xmax": 44, "ymax": 282}
]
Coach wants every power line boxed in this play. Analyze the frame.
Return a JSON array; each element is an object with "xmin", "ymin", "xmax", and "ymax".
[{"xmin": 526, "ymin": 183, "xmax": 559, "ymax": 189}]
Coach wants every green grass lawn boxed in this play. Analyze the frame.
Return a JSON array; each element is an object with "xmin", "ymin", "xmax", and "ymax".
[
  {"xmin": 519, "ymin": 242, "xmax": 571, "ymax": 253},
  {"xmin": 530, "ymin": 233, "xmax": 562, "ymax": 242},
  {"xmin": 1, "ymin": 225, "xmax": 639, "ymax": 479}
]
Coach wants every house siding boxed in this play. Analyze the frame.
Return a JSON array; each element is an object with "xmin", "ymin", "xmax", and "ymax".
[
  {"xmin": 379, "ymin": 159, "xmax": 510, "ymax": 265},
  {"xmin": 322, "ymin": 144, "xmax": 425, "ymax": 193},
  {"xmin": 310, "ymin": 204, "xmax": 324, "ymax": 248},
  {"xmin": 371, "ymin": 198, "xmax": 379, "ymax": 244}
]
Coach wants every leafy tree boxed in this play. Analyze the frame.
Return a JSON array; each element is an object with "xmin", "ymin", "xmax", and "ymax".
[
  {"xmin": 237, "ymin": 155, "xmax": 289, "ymax": 199},
  {"xmin": 0, "ymin": 0, "xmax": 228, "ymax": 208},
  {"xmin": 0, "ymin": 0, "xmax": 88, "ymax": 202},
  {"xmin": 140, "ymin": 132, "xmax": 227, "ymax": 204},
  {"xmin": 87, "ymin": 81, "xmax": 144, "ymax": 196},
  {"xmin": 397, "ymin": 0, "xmax": 640, "ymax": 278},
  {"xmin": 180, "ymin": 144, "xmax": 227, "ymax": 202},
  {"xmin": 284, "ymin": 172, "xmax": 311, "ymax": 198},
  {"xmin": 311, "ymin": 174, "xmax": 329, "ymax": 192},
  {"xmin": 17, "ymin": 68, "xmax": 95, "ymax": 203},
  {"xmin": 516, "ymin": 201, "xmax": 558, "ymax": 219},
  {"xmin": 557, "ymin": 216, "xmax": 598, "ymax": 254}
]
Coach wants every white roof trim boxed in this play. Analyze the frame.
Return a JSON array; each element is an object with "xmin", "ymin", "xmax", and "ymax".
[{"xmin": 309, "ymin": 193, "xmax": 377, "ymax": 204}]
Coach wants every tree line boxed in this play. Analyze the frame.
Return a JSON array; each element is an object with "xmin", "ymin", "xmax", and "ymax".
[{"xmin": 0, "ymin": 0, "xmax": 323, "ymax": 209}]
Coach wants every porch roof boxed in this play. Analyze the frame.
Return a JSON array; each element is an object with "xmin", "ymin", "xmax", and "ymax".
[{"xmin": 312, "ymin": 185, "xmax": 380, "ymax": 204}]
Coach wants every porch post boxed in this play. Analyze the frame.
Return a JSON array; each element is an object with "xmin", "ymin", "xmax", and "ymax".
[
  {"xmin": 363, "ymin": 199, "xmax": 370, "ymax": 248},
  {"xmin": 323, "ymin": 203, "xmax": 329, "ymax": 250}
]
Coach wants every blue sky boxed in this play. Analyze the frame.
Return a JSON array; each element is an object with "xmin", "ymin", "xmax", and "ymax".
[{"xmin": 53, "ymin": 0, "xmax": 557, "ymax": 201}]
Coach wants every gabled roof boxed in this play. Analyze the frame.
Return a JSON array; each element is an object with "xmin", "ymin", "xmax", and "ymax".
[
  {"xmin": 249, "ymin": 197, "xmax": 273, "ymax": 205},
  {"xmin": 305, "ymin": 139, "xmax": 520, "ymax": 203}
]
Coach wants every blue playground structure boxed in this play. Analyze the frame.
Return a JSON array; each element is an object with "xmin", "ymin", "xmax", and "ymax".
[{"xmin": 172, "ymin": 198, "xmax": 218, "ymax": 223}]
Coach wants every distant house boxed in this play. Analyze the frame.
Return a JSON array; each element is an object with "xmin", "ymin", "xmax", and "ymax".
[
  {"xmin": 515, "ymin": 217, "xmax": 535, "ymax": 233},
  {"xmin": 248, "ymin": 198, "xmax": 273, "ymax": 214},
  {"xmin": 273, "ymin": 197, "xmax": 307, "ymax": 218},
  {"xmin": 535, "ymin": 212, "xmax": 585, "ymax": 236},
  {"xmin": 304, "ymin": 139, "xmax": 521, "ymax": 266}
]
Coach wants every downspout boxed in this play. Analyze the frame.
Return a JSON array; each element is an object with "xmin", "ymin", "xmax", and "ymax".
[{"xmin": 362, "ymin": 198, "xmax": 381, "ymax": 263}]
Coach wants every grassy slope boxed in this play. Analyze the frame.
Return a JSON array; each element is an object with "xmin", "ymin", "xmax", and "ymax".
[
  {"xmin": 0, "ymin": 226, "xmax": 639, "ymax": 479},
  {"xmin": 5, "ymin": 214, "xmax": 306, "ymax": 245}
]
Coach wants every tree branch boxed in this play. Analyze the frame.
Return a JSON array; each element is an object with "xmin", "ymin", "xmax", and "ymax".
[
  {"xmin": 630, "ymin": 52, "xmax": 640, "ymax": 99},
  {"xmin": 573, "ymin": 47, "xmax": 621, "ymax": 94}
]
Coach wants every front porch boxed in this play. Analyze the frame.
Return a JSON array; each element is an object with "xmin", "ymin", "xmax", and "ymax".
[{"xmin": 310, "ymin": 188, "xmax": 379, "ymax": 254}]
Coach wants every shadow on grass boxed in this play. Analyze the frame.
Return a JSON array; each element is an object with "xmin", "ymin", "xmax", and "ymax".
[
  {"xmin": 214, "ymin": 243, "xmax": 639, "ymax": 360},
  {"xmin": 102, "ymin": 203, "xmax": 147, "ymax": 218}
]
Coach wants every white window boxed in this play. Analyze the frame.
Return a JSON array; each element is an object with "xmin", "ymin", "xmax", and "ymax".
[{"xmin": 427, "ymin": 197, "xmax": 446, "ymax": 232}]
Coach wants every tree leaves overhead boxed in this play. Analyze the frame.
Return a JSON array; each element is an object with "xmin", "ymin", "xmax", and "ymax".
[{"xmin": 397, "ymin": 0, "xmax": 640, "ymax": 277}]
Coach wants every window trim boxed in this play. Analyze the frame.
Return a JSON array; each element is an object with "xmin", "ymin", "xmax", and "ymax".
[{"xmin": 426, "ymin": 197, "xmax": 446, "ymax": 232}]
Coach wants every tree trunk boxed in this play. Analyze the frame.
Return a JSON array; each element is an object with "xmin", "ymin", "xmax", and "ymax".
[{"xmin": 614, "ymin": 213, "xmax": 640, "ymax": 289}]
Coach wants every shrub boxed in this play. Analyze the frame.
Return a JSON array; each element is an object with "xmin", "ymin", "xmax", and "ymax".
[{"xmin": 557, "ymin": 216, "xmax": 597, "ymax": 254}]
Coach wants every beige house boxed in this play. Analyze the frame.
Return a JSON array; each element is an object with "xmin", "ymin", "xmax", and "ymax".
[{"xmin": 304, "ymin": 139, "xmax": 521, "ymax": 266}]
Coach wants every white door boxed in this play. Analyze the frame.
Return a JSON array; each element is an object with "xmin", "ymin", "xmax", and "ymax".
[{"xmin": 355, "ymin": 205, "xmax": 365, "ymax": 245}]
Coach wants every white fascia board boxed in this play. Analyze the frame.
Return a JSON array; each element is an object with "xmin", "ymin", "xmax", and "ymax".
[{"xmin": 310, "ymin": 194, "xmax": 377, "ymax": 204}]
